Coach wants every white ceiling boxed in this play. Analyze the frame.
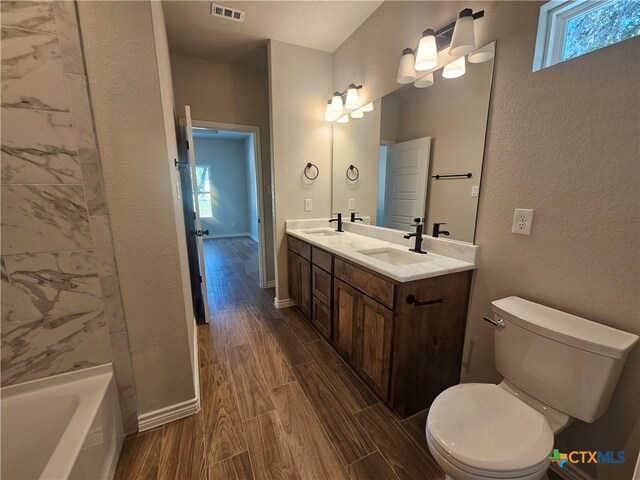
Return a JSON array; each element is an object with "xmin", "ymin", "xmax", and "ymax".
[{"xmin": 163, "ymin": 1, "xmax": 383, "ymax": 67}]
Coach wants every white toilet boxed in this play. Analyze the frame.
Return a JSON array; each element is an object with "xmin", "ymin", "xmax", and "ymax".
[{"xmin": 426, "ymin": 296, "xmax": 638, "ymax": 480}]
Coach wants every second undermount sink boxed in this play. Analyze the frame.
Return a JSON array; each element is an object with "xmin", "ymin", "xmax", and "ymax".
[
  {"xmin": 357, "ymin": 247, "xmax": 434, "ymax": 266},
  {"xmin": 302, "ymin": 228, "xmax": 343, "ymax": 237}
]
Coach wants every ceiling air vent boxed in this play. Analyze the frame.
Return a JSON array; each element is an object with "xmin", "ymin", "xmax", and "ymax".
[{"xmin": 210, "ymin": 3, "xmax": 245, "ymax": 23}]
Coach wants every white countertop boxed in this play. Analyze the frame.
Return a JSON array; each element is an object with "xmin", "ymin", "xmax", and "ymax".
[{"xmin": 286, "ymin": 222, "xmax": 477, "ymax": 283}]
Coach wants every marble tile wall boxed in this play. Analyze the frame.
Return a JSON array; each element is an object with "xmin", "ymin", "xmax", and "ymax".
[{"xmin": 0, "ymin": 1, "xmax": 138, "ymax": 433}]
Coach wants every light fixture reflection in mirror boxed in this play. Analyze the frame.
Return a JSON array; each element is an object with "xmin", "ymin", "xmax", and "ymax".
[
  {"xmin": 414, "ymin": 72, "xmax": 434, "ymax": 88},
  {"xmin": 468, "ymin": 42, "xmax": 495, "ymax": 63},
  {"xmin": 362, "ymin": 102, "xmax": 374, "ymax": 112},
  {"xmin": 350, "ymin": 108, "xmax": 364, "ymax": 119},
  {"xmin": 331, "ymin": 41, "xmax": 496, "ymax": 244},
  {"xmin": 336, "ymin": 115, "xmax": 350, "ymax": 124},
  {"xmin": 442, "ymin": 56, "xmax": 466, "ymax": 79}
]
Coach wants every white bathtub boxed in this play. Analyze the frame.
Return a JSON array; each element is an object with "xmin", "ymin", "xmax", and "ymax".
[{"xmin": 1, "ymin": 364, "xmax": 123, "ymax": 480}]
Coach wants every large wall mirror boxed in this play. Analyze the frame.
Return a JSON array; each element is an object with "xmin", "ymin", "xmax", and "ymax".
[{"xmin": 332, "ymin": 42, "xmax": 496, "ymax": 243}]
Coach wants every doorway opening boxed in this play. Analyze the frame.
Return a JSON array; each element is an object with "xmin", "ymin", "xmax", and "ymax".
[{"xmin": 180, "ymin": 112, "xmax": 267, "ymax": 324}]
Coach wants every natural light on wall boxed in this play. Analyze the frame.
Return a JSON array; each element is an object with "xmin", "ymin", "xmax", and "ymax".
[{"xmin": 533, "ymin": 0, "xmax": 640, "ymax": 71}]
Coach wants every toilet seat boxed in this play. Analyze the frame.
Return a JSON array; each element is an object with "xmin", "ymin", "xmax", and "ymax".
[{"xmin": 426, "ymin": 384, "xmax": 554, "ymax": 478}]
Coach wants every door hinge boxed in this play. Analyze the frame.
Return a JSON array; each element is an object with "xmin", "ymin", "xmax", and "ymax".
[
  {"xmin": 258, "ymin": 218, "xmax": 261, "ymax": 224},
  {"xmin": 199, "ymin": 275, "xmax": 202, "ymax": 283},
  {"xmin": 186, "ymin": 140, "xmax": 190, "ymax": 149}
]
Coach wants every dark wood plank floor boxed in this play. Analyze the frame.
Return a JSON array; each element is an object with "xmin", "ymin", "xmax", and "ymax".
[{"xmin": 113, "ymin": 237, "xmax": 557, "ymax": 479}]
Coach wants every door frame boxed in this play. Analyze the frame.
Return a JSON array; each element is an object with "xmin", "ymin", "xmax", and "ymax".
[{"xmin": 179, "ymin": 118, "xmax": 268, "ymax": 289}]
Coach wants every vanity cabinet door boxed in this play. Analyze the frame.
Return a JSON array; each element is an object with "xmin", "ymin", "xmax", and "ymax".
[
  {"xmin": 288, "ymin": 250, "xmax": 311, "ymax": 318},
  {"xmin": 357, "ymin": 295, "xmax": 394, "ymax": 401},
  {"xmin": 333, "ymin": 279, "xmax": 359, "ymax": 363},
  {"xmin": 312, "ymin": 296, "xmax": 331, "ymax": 340}
]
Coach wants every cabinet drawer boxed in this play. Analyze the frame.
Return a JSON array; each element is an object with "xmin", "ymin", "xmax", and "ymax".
[
  {"xmin": 312, "ymin": 265, "xmax": 332, "ymax": 307},
  {"xmin": 335, "ymin": 258, "xmax": 395, "ymax": 310},
  {"xmin": 312, "ymin": 297, "xmax": 331, "ymax": 340},
  {"xmin": 312, "ymin": 247, "xmax": 333, "ymax": 273},
  {"xmin": 287, "ymin": 235, "xmax": 310, "ymax": 260}
]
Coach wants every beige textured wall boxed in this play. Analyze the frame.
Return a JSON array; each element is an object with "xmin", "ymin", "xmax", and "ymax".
[
  {"xmin": 268, "ymin": 40, "xmax": 333, "ymax": 302},
  {"xmin": 332, "ymin": 99, "xmax": 381, "ymax": 221},
  {"xmin": 333, "ymin": 2, "xmax": 640, "ymax": 478},
  {"xmin": 149, "ymin": 1, "xmax": 196, "ymax": 374},
  {"xmin": 393, "ymin": 59, "xmax": 494, "ymax": 243},
  {"xmin": 78, "ymin": 1, "xmax": 195, "ymax": 415},
  {"xmin": 171, "ymin": 54, "xmax": 275, "ymax": 283}
]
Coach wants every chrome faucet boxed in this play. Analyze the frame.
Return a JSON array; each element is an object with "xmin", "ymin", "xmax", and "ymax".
[
  {"xmin": 350, "ymin": 212, "xmax": 364, "ymax": 223},
  {"xmin": 329, "ymin": 213, "xmax": 343, "ymax": 232},
  {"xmin": 404, "ymin": 218, "xmax": 427, "ymax": 254},
  {"xmin": 432, "ymin": 222, "xmax": 450, "ymax": 238}
]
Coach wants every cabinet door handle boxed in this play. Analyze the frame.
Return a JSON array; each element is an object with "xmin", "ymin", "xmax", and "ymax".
[{"xmin": 406, "ymin": 295, "xmax": 443, "ymax": 307}]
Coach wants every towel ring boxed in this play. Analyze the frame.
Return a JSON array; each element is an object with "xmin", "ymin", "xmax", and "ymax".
[
  {"xmin": 304, "ymin": 162, "xmax": 319, "ymax": 180},
  {"xmin": 346, "ymin": 164, "xmax": 359, "ymax": 181}
]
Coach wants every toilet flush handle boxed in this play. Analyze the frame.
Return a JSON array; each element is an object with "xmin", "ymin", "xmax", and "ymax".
[{"xmin": 483, "ymin": 316, "xmax": 506, "ymax": 328}]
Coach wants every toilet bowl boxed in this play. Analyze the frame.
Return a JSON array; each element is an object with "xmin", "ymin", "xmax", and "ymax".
[
  {"xmin": 424, "ymin": 297, "xmax": 638, "ymax": 480},
  {"xmin": 426, "ymin": 383, "xmax": 553, "ymax": 480}
]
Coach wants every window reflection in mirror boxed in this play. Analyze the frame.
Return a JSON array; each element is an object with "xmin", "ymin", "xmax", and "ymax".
[{"xmin": 331, "ymin": 41, "xmax": 496, "ymax": 244}]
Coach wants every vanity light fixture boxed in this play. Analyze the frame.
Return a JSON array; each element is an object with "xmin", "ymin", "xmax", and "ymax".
[
  {"xmin": 415, "ymin": 29, "xmax": 438, "ymax": 71},
  {"xmin": 414, "ymin": 72, "xmax": 434, "ymax": 88},
  {"xmin": 396, "ymin": 8, "xmax": 484, "ymax": 86},
  {"xmin": 449, "ymin": 8, "xmax": 484, "ymax": 57},
  {"xmin": 468, "ymin": 41, "xmax": 495, "ymax": 63},
  {"xmin": 345, "ymin": 84, "xmax": 361, "ymax": 110},
  {"xmin": 330, "ymin": 92, "xmax": 344, "ymax": 116},
  {"xmin": 350, "ymin": 108, "xmax": 364, "ymax": 119},
  {"xmin": 336, "ymin": 115, "xmax": 350, "ymax": 124},
  {"xmin": 397, "ymin": 48, "xmax": 417, "ymax": 84},
  {"xmin": 442, "ymin": 56, "xmax": 466, "ymax": 79},
  {"xmin": 361, "ymin": 102, "xmax": 374, "ymax": 112}
]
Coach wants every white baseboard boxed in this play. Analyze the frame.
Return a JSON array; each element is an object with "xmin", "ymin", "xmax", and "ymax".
[
  {"xmin": 137, "ymin": 396, "xmax": 200, "ymax": 432},
  {"xmin": 204, "ymin": 232, "xmax": 251, "ymax": 239},
  {"xmin": 549, "ymin": 463, "xmax": 594, "ymax": 480},
  {"xmin": 274, "ymin": 297, "xmax": 295, "ymax": 309},
  {"xmin": 265, "ymin": 280, "xmax": 275, "ymax": 288}
]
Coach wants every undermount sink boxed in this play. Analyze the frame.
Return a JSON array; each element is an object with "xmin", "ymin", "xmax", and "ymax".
[
  {"xmin": 357, "ymin": 247, "xmax": 434, "ymax": 266},
  {"xmin": 302, "ymin": 228, "xmax": 342, "ymax": 237}
]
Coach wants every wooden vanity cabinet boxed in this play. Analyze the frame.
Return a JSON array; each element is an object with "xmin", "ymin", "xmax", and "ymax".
[
  {"xmin": 287, "ymin": 234, "xmax": 471, "ymax": 418},
  {"xmin": 287, "ymin": 237, "xmax": 311, "ymax": 318}
]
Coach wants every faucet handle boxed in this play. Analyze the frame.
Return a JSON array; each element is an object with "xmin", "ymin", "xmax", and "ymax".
[{"xmin": 410, "ymin": 217, "xmax": 424, "ymax": 226}]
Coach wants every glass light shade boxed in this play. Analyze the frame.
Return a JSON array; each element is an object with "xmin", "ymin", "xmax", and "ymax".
[
  {"xmin": 415, "ymin": 30, "xmax": 438, "ymax": 71},
  {"xmin": 468, "ymin": 42, "xmax": 495, "ymax": 63},
  {"xmin": 336, "ymin": 115, "xmax": 349, "ymax": 124},
  {"xmin": 414, "ymin": 72, "xmax": 434, "ymax": 88},
  {"xmin": 396, "ymin": 48, "xmax": 417, "ymax": 84},
  {"xmin": 325, "ymin": 102, "xmax": 339, "ymax": 122},
  {"xmin": 442, "ymin": 56, "xmax": 466, "ymax": 79},
  {"xmin": 361, "ymin": 102, "xmax": 374, "ymax": 112},
  {"xmin": 330, "ymin": 92, "xmax": 343, "ymax": 116},
  {"xmin": 350, "ymin": 108, "xmax": 364, "ymax": 119},
  {"xmin": 345, "ymin": 85, "xmax": 359, "ymax": 110},
  {"xmin": 449, "ymin": 11, "xmax": 476, "ymax": 57}
]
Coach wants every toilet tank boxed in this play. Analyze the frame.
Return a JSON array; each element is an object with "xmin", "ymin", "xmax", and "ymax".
[{"xmin": 492, "ymin": 297, "xmax": 638, "ymax": 423}]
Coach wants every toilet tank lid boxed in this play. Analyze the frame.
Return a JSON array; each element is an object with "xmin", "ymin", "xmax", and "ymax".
[{"xmin": 492, "ymin": 297, "xmax": 638, "ymax": 359}]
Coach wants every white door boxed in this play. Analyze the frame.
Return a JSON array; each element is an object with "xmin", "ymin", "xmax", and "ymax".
[
  {"xmin": 185, "ymin": 105, "xmax": 210, "ymax": 324},
  {"xmin": 383, "ymin": 137, "xmax": 431, "ymax": 231}
]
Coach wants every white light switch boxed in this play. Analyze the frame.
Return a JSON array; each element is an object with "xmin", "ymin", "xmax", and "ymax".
[
  {"xmin": 471, "ymin": 186, "xmax": 479, "ymax": 197},
  {"xmin": 304, "ymin": 198, "xmax": 312, "ymax": 212},
  {"xmin": 348, "ymin": 198, "xmax": 355, "ymax": 210},
  {"xmin": 512, "ymin": 208, "xmax": 534, "ymax": 235}
]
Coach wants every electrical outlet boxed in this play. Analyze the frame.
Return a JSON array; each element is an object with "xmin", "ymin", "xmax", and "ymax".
[
  {"xmin": 304, "ymin": 198, "xmax": 312, "ymax": 212},
  {"xmin": 471, "ymin": 186, "xmax": 479, "ymax": 197},
  {"xmin": 512, "ymin": 208, "xmax": 534, "ymax": 235},
  {"xmin": 348, "ymin": 198, "xmax": 355, "ymax": 210}
]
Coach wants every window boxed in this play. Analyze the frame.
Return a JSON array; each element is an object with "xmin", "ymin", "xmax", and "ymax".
[
  {"xmin": 195, "ymin": 165, "xmax": 213, "ymax": 218},
  {"xmin": 533, "ymin": 0, "xmax": 640, "ymax": 71}
]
